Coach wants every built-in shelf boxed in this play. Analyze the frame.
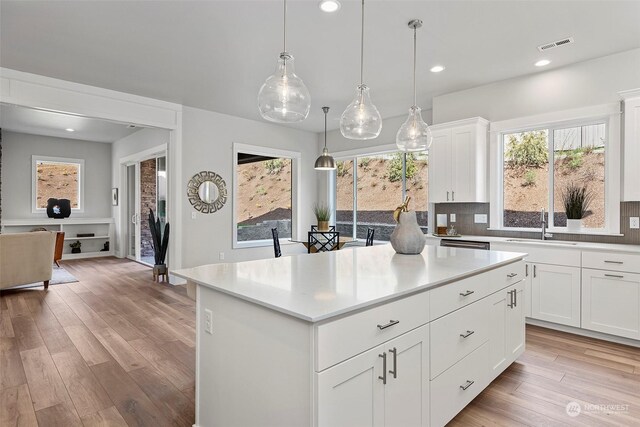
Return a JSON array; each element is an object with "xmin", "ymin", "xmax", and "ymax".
[{"xmin": 64, "ymin": 235, "xmax": 110, "ymax": 241}]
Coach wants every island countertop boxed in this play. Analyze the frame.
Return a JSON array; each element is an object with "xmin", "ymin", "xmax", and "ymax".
[{"xmin": 172, "ymin": 244, "xmax": 526, "ymax": 322}]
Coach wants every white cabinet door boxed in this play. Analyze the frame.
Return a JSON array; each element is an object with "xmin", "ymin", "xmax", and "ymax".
[
  {"xmin": 316, "ymin": 343, "xmax": 385, "ymax": 427},
  {"xmin": 531, "ymin": 264, "xmax": 581, "ymax": 327},
  {"xmin": 582, "ymin": 269, "xmax": 640, "ymax": 339},
  {"xmin": 622, "ymin": 91, "xmax": 640, "ymax": 201},
  {"xmin": 428, "ymin": 129, "xmax": 452, "ymax": 203},
  {"xmin": 450, "ymin": 125, "xmax": 476, "ymax": 202},
  {"xmin": 383, "ymin": 326, "xmax": 430, "ymax": 427},
  {"xmin": 507, "ymin": 281, "xmax": 526, "ymax": 360},
  {"xmin": 488, "ymin": 282, "xmax": 525, "ymax": 380}
]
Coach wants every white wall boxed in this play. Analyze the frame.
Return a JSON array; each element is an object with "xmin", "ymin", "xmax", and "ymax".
[
  {"xmin": 111, "ymin": 127, "xmax": 170, "ymax": 255},
  {"xmin": 0, "ymin": 130, "xmax": 112, "ymax": 219},
  {"xmin": 432, "ymin": 48, "xmax": 640, "ymax": 124},
  {"xmin": 180, "ymin": 106, "xmax": 318, "ymax": 268}
]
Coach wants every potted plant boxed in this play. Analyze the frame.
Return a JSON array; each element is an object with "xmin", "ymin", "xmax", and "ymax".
[
  {"xmin": 149, "ymin": 209, "xmax": 170, "ymax": 282},
  {"xmin": 561, "ymin": 183, "xmax": 593, "ymax": 232},
  {"xmin": 313, "ymin": 203, "xmax": 331, "ymax": 232},
  {"xmin": 69, "ymin": 240, "xmax": 82, "ymax": 254}
]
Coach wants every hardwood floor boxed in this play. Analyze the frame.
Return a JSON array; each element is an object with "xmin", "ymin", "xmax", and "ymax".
[{"xmin": 1, "ymin": 257, "xmax": 639, "ymax": 426}]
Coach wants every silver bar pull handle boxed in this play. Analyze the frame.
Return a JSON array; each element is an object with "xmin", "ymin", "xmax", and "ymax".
[
  {"xmin": 446, "ymin": 191, "xmax": 449, "ymax": 201},
  {"xmin": 378, "ymin": 353, "xmax": 387, "ymax": 385},
  {"xmin": 460, "ymin": 380, "xmax": 475, "ymax": 391},
  {"xmin": 604, "ymin": 260, "xmax": 624, "ymax": 264},
  {"xmin": 533, "ymin": 265, "xmax": 537, "ymax": 278},
  {"xmin": 377, "ymin": 320, "xmax": 399, "ymax": 330},
  {"xmin": 525, "ymin": 264, "xmax": 529, "ymax": 277},
  {"xmin": 389, "ymin": 347, "xmax": 397, "ymax": 379},
  {"xmin": 514, "ymin": 289, "xmax": 517, "ymax": 307},
  {"xmin": 459, "ymin": 290, "xmax": 474, "ymax": 297},
  {"xmin": 507, "ymin": 273, "xmax": 518, "ymax": 278},
  {"xmin": 460, "ymin": 330, "xmax": 475, "ymax": 339},
  {"xmin": 452, "ymin": 191, "xmax": 455, "ymax": 201},
  {"xmin": 507, "ymin": 290, "xmax": 514, "ymax": 308},
  {"xmin": 605, "ymin": 274, "xmax": 624, "ymax": 279}
]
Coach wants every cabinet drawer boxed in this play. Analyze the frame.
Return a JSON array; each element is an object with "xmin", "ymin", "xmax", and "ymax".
[
  {"xmin": 315, "ymin": 291, "xmax": 430, "ymax": 372},
  {"xmin": 489, "ymin": 261, "xmax": 526, "ymax": 293},
  {"xmin": 582, "ymin": 251, "xmax": 640, "ymax": 274},
  {"xmin": 430, "ymin": 273, "xmax": 490, "ymax": 320},
  {"xmin": 430, "ymin": 342, "xmax": 489, "ymax": 427},
  {"xmin": 491, "ymin": 243, "xmax": 581, "ymax": 267},
  {"xmin": 430, "ymin": 298, "xmax": 489, "ymax": 379}
]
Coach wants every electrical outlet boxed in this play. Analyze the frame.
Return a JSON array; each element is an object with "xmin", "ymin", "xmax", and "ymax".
[
  {"xmin": 450, "ymin": 214, "xmax": 456, "ymax": 223},
  {"xmin": 219, "ymin": 252, "xmax": 225, "ymax": 260},
  {"xmin": 474, "ymin": 214, "xmax": 488, "ymax": 224},
  {"xmin": 630, "ymin": 217, "xmax": 640, "ymax": 229},
  {"xmin": 204, "ymin": 309, "xmax": 213, "ymax": 334},
  {"xmin": 191, "ymin": 212, "xmax": 197, "ymax": 220}
]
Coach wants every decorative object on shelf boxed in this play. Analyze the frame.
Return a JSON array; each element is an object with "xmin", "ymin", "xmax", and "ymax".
[
  {"xmin": 447, "ymin": 224, "xmax": 457, "ymax": 236},
  {"xmin": 561, "ymin": 182, "xmax": 593, "ymax": 232},
  {"xmin": 390, "ymin": 196, "xmax": 426, "ymax": 254},
  {"xmin": 46, "ymin": 198, "xmax": 71, "ymax": 218},
  {"xmin": 77, "ymin": 233, "xmax": 95, "ymax": 238},
  {"xmin": 69, "ymin": 240, "xmax": 82, "ymax": 254},
  {"xmin": 257, "ymin": 0, "xmax": 310, "ymax": 123},
  {"xmin": 187, "ymin": 171, "xmax": 228, "ymax": 213},
  {"xmin": 313, "ymin": 202, "xmax": 331, "ymax": 231},
  {"xmin": 149, "ymin": 208, "xmax": 170, "ymax": 282},
  {"xmin": 100, "ymin": 241, "xmax": 110, "ymax": 252},
  {"xmin": 340, "ymin": 0, "xmax": 381, "ymax": 140},
  {"xmin": 396, "ymin": 19, "xmax": 433, "ymax": 152},
  {"xmin": 315, "ymin": 107, "xmax": 336, "ymax": 170},
  {"xmin": 111, "ymin": 188, "xmax": 119, "ymax": 206}
]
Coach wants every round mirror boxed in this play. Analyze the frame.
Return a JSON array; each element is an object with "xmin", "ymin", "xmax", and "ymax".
[{"xmin": 198, "ymin": 181, "xmax": 218, "ymax": 204}]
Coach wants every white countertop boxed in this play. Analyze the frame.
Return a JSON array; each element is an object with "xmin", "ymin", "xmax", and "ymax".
[
  {"xmin": 427, "ymin": 234, "xmax": 640, "ymax": 253},
  {"xmin": 173, "ymin": 244, "xmax": 525, "ymax": 323}
]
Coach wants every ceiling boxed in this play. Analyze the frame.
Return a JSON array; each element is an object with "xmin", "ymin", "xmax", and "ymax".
[
  {"xmin": 1, "ymin": 1, "xmax": 639, "ymax": 133},
  {"xmin": 0, "ymin": 104, "xmax": 141, "ymax": 143}
]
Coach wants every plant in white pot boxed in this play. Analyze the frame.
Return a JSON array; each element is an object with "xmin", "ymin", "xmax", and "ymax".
[
  {"xmin": 390, "ymin": 196, "xmax": 426, "ymax": 254},
  {"xmin": 561, "ymin": 183, "xmax": 593, "ymax": 232},
  {"xmin": 313, "ymin": 203, "xmax": 331, "ymax": 232}
]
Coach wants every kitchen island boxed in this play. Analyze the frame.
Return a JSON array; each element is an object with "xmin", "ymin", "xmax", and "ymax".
[{"xmin": 174, "ymin": 244, "xmax": 527, "ymax": 427}]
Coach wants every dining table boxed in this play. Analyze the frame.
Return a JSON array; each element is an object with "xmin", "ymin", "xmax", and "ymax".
[{"xmin": 290, "ymin": 236, "xmax": 356, "ymax": 252}]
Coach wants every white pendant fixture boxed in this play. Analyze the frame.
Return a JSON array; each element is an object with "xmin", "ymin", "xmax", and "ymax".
[
  {"xmin": 315, "ymin": 107, "xmax": 336, "ymax": 170},
  {"xmin": 258, "ymin": 0, "xmax": 311, "ymax": 123},
  {"xmin": 340, "ymin": 0, "xmax": 382, "ymax": 140},
  {"xmin": 396, "ymin": 19, "xmax": 432, "ymax": 152}
]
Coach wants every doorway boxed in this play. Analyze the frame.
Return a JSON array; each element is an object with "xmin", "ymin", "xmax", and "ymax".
[{"xmin": 125, "ymin": 153, "xmax": 167, "ymax": 266}]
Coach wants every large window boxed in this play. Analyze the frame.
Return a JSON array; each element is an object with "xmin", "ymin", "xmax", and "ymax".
[
  {"xmin": 32, "ymin": 156, "xmax": 84, "ymax": 212},
  {"xmin": 336, "ymin": 151, "xmax": 428, "ymax": 241},
  {"xmin": 233, "ymin": 144, "xmax": 299, "ymax": 247},
  {"xmin": 502, "ymin": 121, "xmax": 607, "ymax": 231}
]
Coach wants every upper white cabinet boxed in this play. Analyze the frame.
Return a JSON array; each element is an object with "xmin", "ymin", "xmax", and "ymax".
[
  {"xmin": 428, "ymin": 117, "xmax": 489, "ymax": 203},
  {"xmin": 620, "ymin": 89, "xmax": 640, "ymax": 201}
]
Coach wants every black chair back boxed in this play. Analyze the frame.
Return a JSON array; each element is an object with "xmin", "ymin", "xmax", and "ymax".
[
  {"xmin": 271, "ymin": 228, "xmax": 282, "ymax": 258},
  {"xmin": 308, "ymin": 230, "xmax": 340, "ymax": 253},
  {"xmin": 366, "ymin": 228, "xmax": 375, "ymax": 246}
]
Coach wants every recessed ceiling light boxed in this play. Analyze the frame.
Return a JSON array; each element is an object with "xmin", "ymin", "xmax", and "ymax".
[
  {"xmin": 430, "ymin": 65, "xmax": 445, "ymax": 73},
  {"xmin": 319, "ymin": 0, "xmax": 341, "ymax": 13},
  {"xmin": 65, "ymin": 128, "xmax": 75, "ymax": 132},
  {"xmin": 535, "ymin": 59, "xmax": 551, "ymax": 67}
]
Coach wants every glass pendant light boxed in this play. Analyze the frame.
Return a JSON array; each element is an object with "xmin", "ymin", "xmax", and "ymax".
[
  {"xmin": 258, "ymin": 0, "xmax": 311, "ymax": 123},
  {"xmin": 396, "ymin": 19, "xmax": 433, "ymax": 152},
  {"xmin": 340, "ymin": 0, "xmax": 382, "ymax": 140},
  {"xmin": 315, "ymin": 107, "xmax": 337, "ymax": 170}
]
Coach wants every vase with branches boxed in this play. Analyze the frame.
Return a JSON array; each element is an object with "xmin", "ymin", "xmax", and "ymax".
[{"xmin": 149, "ymin": 208, "xmax": 170, "ymax": 281}]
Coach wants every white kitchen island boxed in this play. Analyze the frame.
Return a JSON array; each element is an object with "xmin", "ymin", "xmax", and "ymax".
[{"xmin": 173, "ymin": 244, "xmax": 527, "ymax": 427}]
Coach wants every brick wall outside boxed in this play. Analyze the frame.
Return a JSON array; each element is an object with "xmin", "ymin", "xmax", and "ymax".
[{"xmin": 140, "ymin": 158, "xmax": 157, "ymax": 259}]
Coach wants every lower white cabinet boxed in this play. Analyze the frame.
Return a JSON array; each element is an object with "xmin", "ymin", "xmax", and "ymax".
[
  {"xmin": 489, "ymin": 281, "xmax": 525, "ymax": 380},
  {"xmin": 582, "ymin": 269, "xmax": 640, "ymax": 340},
  {"xmin": 316, "ymin": 325, "xmax": 430, "ymax": 427},
  {"xmin": 531, "ymin": 263, "xmax": 581, "ymax": 327}
]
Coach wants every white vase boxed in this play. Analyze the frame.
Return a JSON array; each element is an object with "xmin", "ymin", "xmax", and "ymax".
[
  {"xmin": 566, "ymin": 219, "xmax": 582, "ymax": 232},
  {"xmin": 390, "ymin": 211, "xmax": 426, "ymax": 255}
]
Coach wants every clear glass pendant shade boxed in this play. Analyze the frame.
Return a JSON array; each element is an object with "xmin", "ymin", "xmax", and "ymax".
[
  {"xmin": 258, "ymin": 53, "xmax": 311, "ymax": 123},
  {"xmin": 340, "ymin": 84, "xmax": 382, "ymax": 140},
  {"xmin": 396, "ymin": 106, "xmax": 432, "ymax": 152}
]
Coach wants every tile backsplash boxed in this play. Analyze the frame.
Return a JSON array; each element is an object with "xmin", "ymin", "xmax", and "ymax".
[{"xmin": 435, "ymin": 202, "xmax": 640, "ymax": 245}]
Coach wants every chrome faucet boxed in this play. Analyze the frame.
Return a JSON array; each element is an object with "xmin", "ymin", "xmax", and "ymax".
[{"xmin": 541, "ymin": 208, "xmax": 553, "ymax": 240}]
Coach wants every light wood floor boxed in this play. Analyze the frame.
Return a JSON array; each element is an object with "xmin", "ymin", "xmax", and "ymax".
[{"xmin": 1, "ymin": 258, "xmax": 639, "ymax": 426}]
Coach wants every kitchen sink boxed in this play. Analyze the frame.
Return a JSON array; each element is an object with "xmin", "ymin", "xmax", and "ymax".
[{"xmin": 506, "ymin": 239, "xmax": 578, "ymax": 245}]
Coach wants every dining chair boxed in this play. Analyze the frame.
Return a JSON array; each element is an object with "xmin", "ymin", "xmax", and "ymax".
[
  {"xmin": 366, "ymin": 228, "xmax": 375, "ymax": 246},
  {"xmin": 271, "ymin": 228, "xmax": 282, "ymax": 258},
  {"xmin": 308, "ymin": 230, "xmax": 339, "ymax": 253}
]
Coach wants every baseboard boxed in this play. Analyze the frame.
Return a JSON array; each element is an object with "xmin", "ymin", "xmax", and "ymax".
[{"xmin": 526, "ymin": 318, "xmax": 640, "ymax": 348}]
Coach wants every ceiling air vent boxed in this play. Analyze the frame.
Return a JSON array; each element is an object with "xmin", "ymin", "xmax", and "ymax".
[{"xmin": 537, "ymin": 37, "xmax": 574, "ymax": 52}]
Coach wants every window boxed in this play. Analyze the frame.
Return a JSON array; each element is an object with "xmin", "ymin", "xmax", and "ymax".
[
  {"xmin": 501, "ymin": 120, "xmax": 608, "ymax": 231},
  {"xmin": 32, "ymin": 156, "xmax": 84, "ymax": 212},
  {"xmin": 335, "ymin": 151, "xmax": 428, "ymax": 241},
  {"xmin": 233, "ymin": 144, "xmax": 300, "ymax": 247}
]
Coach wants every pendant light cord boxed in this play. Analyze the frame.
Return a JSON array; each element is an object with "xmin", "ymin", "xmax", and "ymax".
[
  {"xmin": 323, "ymin": 106, "xmax": 329, "ymax": 148},
  {"xmin": 413, "ymin": 26, "xmax": 417, "ymax": 107},
  {"xmin": 283, "ymin": 0, "xmax": 287, "ymax": 53},
  {"xmin": 360, "ymin": 0, "xmax": 365, "ymax": 85}
]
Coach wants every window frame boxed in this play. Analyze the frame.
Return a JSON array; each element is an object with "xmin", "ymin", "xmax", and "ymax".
[
  {"xmin": 232, "ymin": 143, "xmax": 301, "ymax": 249},
  {"xmin": 331, "ymin": 144, "xmax": 429, "ymax": 241},
  {"xmin": 489, "ymin": 104, "xmax": 621, "ymax": 235},
  {"xmin": 32, "ymin": 155, "xmax": 85, "ymax": 214}
]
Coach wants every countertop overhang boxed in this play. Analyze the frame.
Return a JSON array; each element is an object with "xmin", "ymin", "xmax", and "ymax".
[{"xmin": 173, "ymin": 245, "xmax": 526, "ymax": 323}]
